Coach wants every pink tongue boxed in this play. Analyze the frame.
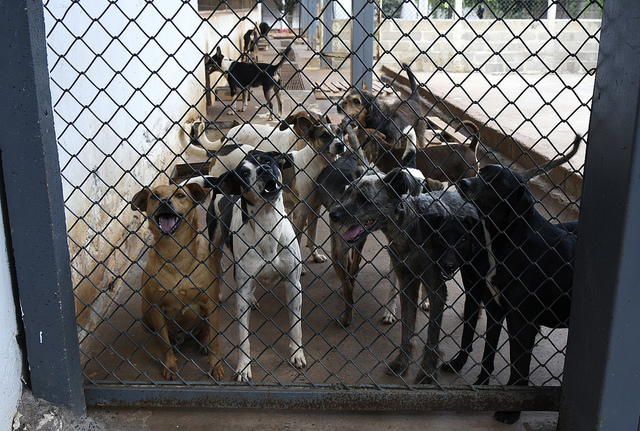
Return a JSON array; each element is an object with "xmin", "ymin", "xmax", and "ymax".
[
  {"xmin": 159, "ymin": 215, "xmax": 177, "ymax": 233},
  {"xmin": 342, "ymin": 225, "xmax": 365, "ymax": 241}
]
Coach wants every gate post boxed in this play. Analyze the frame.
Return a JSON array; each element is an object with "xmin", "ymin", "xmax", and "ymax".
[
  {"xmin": 351, "ymin": 0, "xmax": 374, "ymax": 90},
  {"xmin": 0, "ymin": 0, "xmax": 85, "ymax": 416},
  {"xmin": 558, "ymin": 0, "xmax": 640, "ymax": 429}
]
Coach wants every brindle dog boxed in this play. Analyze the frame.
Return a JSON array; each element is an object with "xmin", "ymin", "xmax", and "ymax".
[{"xmin": 328, "ymin": 168, "xmax": 475, "ymax": 383}]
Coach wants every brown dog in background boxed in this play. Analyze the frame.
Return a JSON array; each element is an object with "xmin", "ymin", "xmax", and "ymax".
[
  {"xmin": 131, "ymin": 183, "xmax": 224, "ymax": 381},
  {"xmin": 355, "ymin": 121, "xmax": 480, "ymax": 182}
]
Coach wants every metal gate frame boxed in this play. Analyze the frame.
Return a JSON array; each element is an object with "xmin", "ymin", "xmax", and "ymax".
[{"xmin": 1, "ymin": 0, "xmax": 639, "ymax": 429}]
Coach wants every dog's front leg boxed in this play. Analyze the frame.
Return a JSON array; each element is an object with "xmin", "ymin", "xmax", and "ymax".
[
  {"xmin": 146, "ymin": 307, "xmax": 179, "ymax": 380},
  {"xmin": 416, "ymin": 270, "xmax": 446, "ymax": 385},
  {"xmin": 240, "ymin": 88, "xmax": 248, "ymax": 112},
  {"xmin": 305, "ymin": 205, "xmax": 328, "ymax": 263},
  {"xmin": 493, "ymin": 311, "xmax": 536, "ymax": 424},
  {"xmin": 234, "ymin": 279, "xmax": 255, "ymax": 382},
  {"xmin": 204, "ymin": 300, "xmax": 225, "ymax": 381},
  {"xmin": 387, "ymin": 272, "xmax": 420, "ymax": 377},
  {"xmin": 284, "ymin": 276, "xmax": 307, "ymax": 369},
  {"xmin": 382, "ymin": 271, "xmax": 400, "ymax": 324},
  {"xmin": 474, "ymin": 296, "xmax": 504, "ymax": 385}
]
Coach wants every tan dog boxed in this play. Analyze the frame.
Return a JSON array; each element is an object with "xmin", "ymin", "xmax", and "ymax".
[{"xmin": 131, "ymin": 183, "xmax": 224, "ymax": 381}]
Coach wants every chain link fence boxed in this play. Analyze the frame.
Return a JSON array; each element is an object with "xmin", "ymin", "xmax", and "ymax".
[{"xmin": 44, "ymin": 0, "xmax": 599, "ymax": 412}]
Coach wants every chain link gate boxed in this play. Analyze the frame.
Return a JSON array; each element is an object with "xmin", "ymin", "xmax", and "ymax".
[{"xmin": 43, "ymin": 0, "xmax": 600, "ymax": 414}]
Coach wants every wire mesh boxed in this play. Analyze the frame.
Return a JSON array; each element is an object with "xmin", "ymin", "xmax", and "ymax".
[{"xmin": 43, "ymin": 0, "xmax": 597, "ymax": 410}]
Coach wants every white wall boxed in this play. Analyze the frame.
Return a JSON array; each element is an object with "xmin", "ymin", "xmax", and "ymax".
[
  {"xmin": 0, "ymin": 199, "xmax": 23, "ymax": 430},
  {"xmin": 43, "ymin": 0, "xmax": 212, "ymax": 332}
]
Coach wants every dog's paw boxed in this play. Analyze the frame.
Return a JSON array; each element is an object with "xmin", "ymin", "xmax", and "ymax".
[
  {"xmin": 381, "ymin": 310, "xmax": 397, "ymax": 325},
  {"xmin": 494, "ymin": 411, "xmax": 521, "ymax": 424},
  {"xmin": 312, "ymin": 251, "xmax": 328, "ymax": 263},
  {"xmin": 163, "ymin": 367, "xmax": 178, "ymax": 381},
  {"xmin": 420, "ymin": 299, "xmax": 430, "ymax": 311},
  {"xmin": 291, "ymin": 350, "xmax": 307, "ymax": 369},
  {"xmin": 338, "ymin": 309, "xmax": 353, "ymax": 328},
  {"xmin": 474, "ymin": 371, "xmax": 491, "ymax": 386},
  {"xmin": 234, "ymin": 367, "xmax": 252, "ymax": 382},
  {"xmin": 415, "ymin": 371, "xmax": 435, "ymax": 385},
  {"xmin": 209, "ymin": 362, "xmax": 225, "ymax": 381},
  {"xmin": 162, "ymin": 357, "xmax": 179, "ymax": 381},
  {"xmin": 440, "ymin": 352, "xmax": 468, "ymax": 374},
  {"xmin": 386, "ymin": 354, "xmax": 410, "ymax": 377}
]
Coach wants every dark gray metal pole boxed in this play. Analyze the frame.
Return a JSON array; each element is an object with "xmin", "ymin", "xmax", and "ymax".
[
  {"xmin": 558, "ymin": 0, "xmax": 640, "ymax": 429},
  {"xmin": 0, "ymin": 0, "xmax": 85, "ymax": 416},
  {"xmin": 351, "ymin": 0, "xmax": 374, "ymax": 90}
]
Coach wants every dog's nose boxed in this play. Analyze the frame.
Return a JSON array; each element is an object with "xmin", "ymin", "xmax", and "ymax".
[
  {"xmin": 458, "ymin": 178, "xmax": 471, "ymax": 190},
  {"xmin": 329, "ymin": 208, "xmax": 343, "ymax": 223},
  {"xmin": 442, "ymin": 263, "xmax": 456, "ymax": 275}
]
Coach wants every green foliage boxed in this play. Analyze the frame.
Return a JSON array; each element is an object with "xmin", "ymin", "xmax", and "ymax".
[{"xmin": 381, "ymin": 0, "xmax": 408, "ymax": 18}]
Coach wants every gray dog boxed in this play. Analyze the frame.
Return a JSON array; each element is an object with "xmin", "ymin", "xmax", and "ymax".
[{"xmin": 329, "ymin": 167, "xmax": 476, "ymax": 383}]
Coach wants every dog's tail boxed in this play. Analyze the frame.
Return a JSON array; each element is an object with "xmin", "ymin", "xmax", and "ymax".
[
  {"xmin": 402, "ymin": 63, "xmax": 420, "ymax": 102},
  {"xmin": 272, "ymin": 46, "xmax": 292, "ymax": 70},
  {"xmin": 455, "ymin": 121, "xmax": 480, "ymax": 152},
  {"xmin": 521, "ymin": 134, "xmax": 583, "ymax": 182}
]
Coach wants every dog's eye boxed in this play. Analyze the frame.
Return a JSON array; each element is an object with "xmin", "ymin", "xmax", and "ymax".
[
  {"xmin": 353, "ymin": 98, "xmax": 361, "ymax": 105},
  {"xmin": 176, "ymin": 193, "xmax": 186, "ymax": 199}
]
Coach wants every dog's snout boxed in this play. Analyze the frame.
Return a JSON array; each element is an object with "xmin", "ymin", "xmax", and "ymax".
[
  {"xmin": 329, "ymin": 208, "xmax": 343, "ymax": 223},
  {"xmin": 458, "ymin": 178, "xmax": 471, "ymax": 190},
  {"xmin": 443, "ymin": 263, "xmax": 456, "ymax": 273}
]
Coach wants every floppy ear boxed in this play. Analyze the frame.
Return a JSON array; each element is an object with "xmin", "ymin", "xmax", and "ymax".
[
  {"xmin": 184, "ymin": 182, "xmax": 207, "ymax": 203},
  {"xmin": 209, "ymin": 171, "xmax": 242, "ymax": 196},
  {"xmin": 280, "ymin": 111, "xmax": 302, "ymax": 131},
  {"xmin": 509, "ymin": 181, "xmax": 535, "ymax": 215},
  {"xmin": 383, "ymin": 168, "xmax": 411, "ymax": 197},
  {"xmin": 131, "ymin": 188, "xmax": 151, "ymax": 212},
  {"xmin": 273, "ymin": 152, "xmax": 294, "ymax": 170},
  {"xmin": 292, "ymin": 115, "xmax": 314, "ymax": 137},
  {"xmin": 425, "ymin": 178, "xmax": 445, "ymax": 192}
]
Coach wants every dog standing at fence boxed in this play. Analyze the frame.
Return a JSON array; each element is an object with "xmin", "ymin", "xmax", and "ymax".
[
  {"xmin": 131, "ymin": 182, "xmax": 224, "ymax": 381},
  {"xmin": 329, "ymin": 168, "xmax": 476, "ymax": 383},
  {"xmin": 457, "ymin": 163, "xmax": 577, "ymax": 424},
  {"xmin": 207, "ymin": 46, "xmax": 291, "ymax": 120},
  {"xmin": 190, "ymin": 150, "xmax": 306, "ymax": 382}
]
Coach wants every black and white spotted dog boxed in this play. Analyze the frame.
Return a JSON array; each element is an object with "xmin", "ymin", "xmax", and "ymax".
[{"xmin": 191, "ymin": 150, "xmax": 306, "ymax": 381}]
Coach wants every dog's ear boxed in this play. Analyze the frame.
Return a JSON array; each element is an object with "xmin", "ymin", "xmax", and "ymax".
[
  {"xmin": 184, "ymin": 182, "xmax": 207, "ymax": 203},
  {"xmin": 292, "ymin": 115, "xmax": 314, "ymax": 137},
  {"xmin": 209, "ymin": 171, "xmax": 242, "ymax": 196},
  {"xmin": 509, "ymin": 181, "xmax": 535, "ymax": 215},
  {"xmin": 383, "ymin": 168, "xmax": 411, "ymax": 197},
  {"xmin": 216, "ymin": 47, "xmax": 222, "ymax": 56},
  {"xmin": 425, "ymin": 178, "xmax": 445, "ymax": 192},
  {"xmin": 280, "ymin": 111, "xmax": 301, "ymax": 131},
  {"xmin": 273, "ymin": 152, "xmax": 294, "ymax": 170},
  {"xmin": 131, "ymin": 188, "xmax": 151, "ymax": 212}
]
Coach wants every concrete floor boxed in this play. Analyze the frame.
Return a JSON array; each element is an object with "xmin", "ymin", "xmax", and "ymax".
[{"xmin": 62, "ymin": 39, "xmax": 591, "ymax": 430}]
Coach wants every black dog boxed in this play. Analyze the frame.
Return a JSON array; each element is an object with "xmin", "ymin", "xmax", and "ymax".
[
  {"xmin": 207, "ymin": 46, "xmax": 291, "ymax": 120},
  {"xmin": 457, "ymin": 165, "xmax": 577, "ymax": 424}
]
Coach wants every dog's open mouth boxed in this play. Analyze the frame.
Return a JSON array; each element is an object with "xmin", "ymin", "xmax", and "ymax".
[
  {"xmin": 155, "ymin": 213, "xmax": 181, "ymax": 235},
  {"xmin": 260, "ymin": 179, "xmax": 281, "ymax": 198},
  {"xmin": 341, "ymin": 219, "xmax": 378, "ymax": 243}
]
